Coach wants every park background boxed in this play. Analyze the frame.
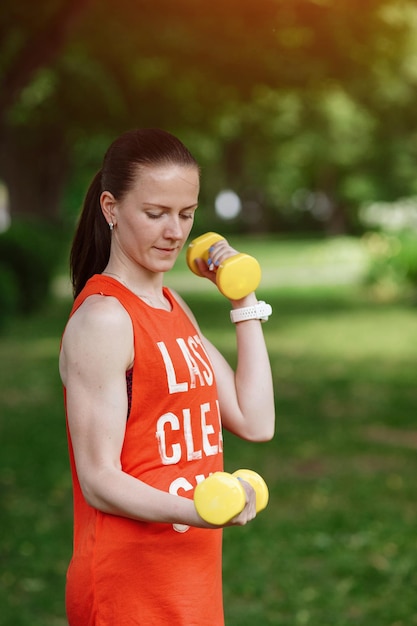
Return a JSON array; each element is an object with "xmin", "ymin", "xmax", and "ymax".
[{"xmin": 1, "ymin": 1, "xmax": 417, "ymax": 624}]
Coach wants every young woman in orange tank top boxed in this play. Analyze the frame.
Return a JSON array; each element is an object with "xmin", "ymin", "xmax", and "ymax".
[{"xmin": 59, "ymin": 128, "xmax": 275, "ymax": 625}]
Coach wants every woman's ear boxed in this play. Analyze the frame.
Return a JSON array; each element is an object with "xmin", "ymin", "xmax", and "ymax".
[{"xmin": 100, "ymin": 191, "xmax": 117, "ymax": 227}]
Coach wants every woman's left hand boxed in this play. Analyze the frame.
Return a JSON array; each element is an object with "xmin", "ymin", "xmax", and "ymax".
[{"xmin": 193, "ymin": 238, "xmax": 239, "ymax": 288}]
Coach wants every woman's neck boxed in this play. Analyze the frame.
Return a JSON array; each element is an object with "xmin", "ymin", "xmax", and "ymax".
[{"xmin": 102, "ymin": 268, "xmax": 170, "ymax": 311}]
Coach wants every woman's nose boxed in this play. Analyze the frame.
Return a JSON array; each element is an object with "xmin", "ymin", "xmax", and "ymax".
[{"xmin": 164, "ymin": 216, "xmax": 183, "ymax": 239}]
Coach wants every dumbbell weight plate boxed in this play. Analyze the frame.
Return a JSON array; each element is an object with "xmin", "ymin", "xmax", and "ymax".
[
  {"xmin": 217, "ymin": 254, "xmax": 262, "ymax": 300},
  {"xmin": 232, "ymin": 469, "xmax": 269, "ymax": 512},
  {"xmin": 194, "ymin": 471, "xmax": 246, "ymax": 525}
]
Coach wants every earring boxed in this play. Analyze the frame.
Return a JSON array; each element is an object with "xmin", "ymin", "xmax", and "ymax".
[{"xmin": 109, "ymin": 222, "xmax": 114, "ymax": 231}]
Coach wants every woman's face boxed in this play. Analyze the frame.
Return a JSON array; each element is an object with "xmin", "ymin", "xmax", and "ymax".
[{"xmin": 103, "ymin": 164, "xmax": 200, "ymax": 274}]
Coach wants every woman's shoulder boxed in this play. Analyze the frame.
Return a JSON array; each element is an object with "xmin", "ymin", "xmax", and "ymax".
[
  {"xmin": 61, "ymin": 293, "xmax": 134, "ymax": 376},
  {"xmin": 60, "ymin": 295, "xmax": 133, "ymax": 384},
  {"xmin": 65, "ymin": 294, "xmax": 132, "ymax": 343}
]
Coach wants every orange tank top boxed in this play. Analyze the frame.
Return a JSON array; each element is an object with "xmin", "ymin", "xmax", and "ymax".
[{"xmin": 64, "ymin": 275, "xmax": 224, "ymax": 626}]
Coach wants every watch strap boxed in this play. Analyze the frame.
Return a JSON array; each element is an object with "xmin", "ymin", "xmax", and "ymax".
[{"xmin": 230, "ymin": 301, "xmax": 272, "ymax": 323}]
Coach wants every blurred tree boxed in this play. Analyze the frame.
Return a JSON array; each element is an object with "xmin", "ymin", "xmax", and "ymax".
[
  {"xmin": 0, "ymin": 0, "xmax": 93, "ymax": 219},
  {"xmin": 0, "ymin": 0, "xmax": 92, "ymax": 119},
  {"xmin": 0, "ymin": 0, "xmax": 416, "ymax": 231}
]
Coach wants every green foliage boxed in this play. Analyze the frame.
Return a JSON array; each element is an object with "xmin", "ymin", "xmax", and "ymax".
[
  {"xmin": 0, "ymin": 218, "xmax": 69, "ymax": 325},
  {"xmin": 2, "ymin": 0, "xmax": 417, "ymax": 231},
  {"xmin": 363, "ymin": 231, "xmax": 417, "ymax": 296}
]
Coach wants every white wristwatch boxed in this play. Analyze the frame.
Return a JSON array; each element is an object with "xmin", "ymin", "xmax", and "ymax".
[{"xmin": 230, "ymin": 301, "xmax": 272, "ymax": 323}]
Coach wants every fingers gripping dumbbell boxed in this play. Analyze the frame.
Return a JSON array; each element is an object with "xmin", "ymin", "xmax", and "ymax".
[
  {"xmin": 186, "ymin": 232, "xmax": 262, "ymax": 300},
  {"xmin": 194, "ymin": 469, "xmax": 269, "ymax": 525}
]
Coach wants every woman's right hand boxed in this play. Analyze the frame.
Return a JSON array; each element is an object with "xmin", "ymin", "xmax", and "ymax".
[{"xmin": 228, "ymin": 479, "xmax": 257, "ymax": 526}]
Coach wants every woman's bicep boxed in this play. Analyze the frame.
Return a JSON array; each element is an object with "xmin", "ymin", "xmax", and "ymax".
[
  {"xmin": 64, "ymin": 349, "xmax": 132, "ymax": 507},
  {"xmin": 61, "ymin": 297, "xmax": 133, "ymax": 483},
  {"xmin": 65, "ymin": 370, "xmax": 128, "ymax": 469}
]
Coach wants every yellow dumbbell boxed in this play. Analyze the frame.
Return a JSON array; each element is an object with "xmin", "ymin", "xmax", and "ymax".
[
  {"xmin": 194, "ymin": 469, "xmax": 269, "ymax": 525},
  {"xmin": 186, "ymin": 232, "xmax": 262, "ymax": 300}
]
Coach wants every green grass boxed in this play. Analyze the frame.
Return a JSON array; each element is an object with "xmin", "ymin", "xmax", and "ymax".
[
  {"xmin": 220, "ymin": 287, "xmax": 417, "ymax": 626},
  {"xmin": 1, "ymin": 237, "xmax": 417, "ymax": 625}
]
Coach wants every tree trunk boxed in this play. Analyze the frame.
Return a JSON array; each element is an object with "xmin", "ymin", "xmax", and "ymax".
[
  {"xmin": 325, "ymin": 199, "xmax": 349, "ymax": 236},
  {"xmin": 0, "ymin": 125, "xmax": 69, "ymax": 220},
  {"xmin": 0, "ymin": 0, "xmax": 93, "ymax": 122}
]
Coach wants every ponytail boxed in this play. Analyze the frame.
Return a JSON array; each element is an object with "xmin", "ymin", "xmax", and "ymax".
[{"xmin": 70, "ymin": 170, "xmax": 111, "ymax": 298}]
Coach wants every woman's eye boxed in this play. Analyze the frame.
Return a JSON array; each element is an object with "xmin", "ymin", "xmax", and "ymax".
[{"xmin": 145, "ymin": 211, "xmax": 195, "ymax": 220}]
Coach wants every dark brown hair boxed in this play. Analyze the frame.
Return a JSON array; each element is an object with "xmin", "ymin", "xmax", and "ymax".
[{"xmin": 70, "ymin": 128, "xmax": 199, "ymax": 298}]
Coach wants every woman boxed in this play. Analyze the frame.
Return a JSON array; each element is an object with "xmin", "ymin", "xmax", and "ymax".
[{"xmin": 59, "ymin": 128, "xmax": 275, "ymax": 625}]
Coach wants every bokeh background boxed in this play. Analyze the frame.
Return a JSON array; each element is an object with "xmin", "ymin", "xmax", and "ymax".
[{"xmin": 1, "ymin": 1, "xmax": 417, "ymax": 625}]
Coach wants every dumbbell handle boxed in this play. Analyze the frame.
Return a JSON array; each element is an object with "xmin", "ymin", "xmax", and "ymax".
[{"xmin": 194, "ymin": 469, "xmax": 269, "ymax": 526}]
